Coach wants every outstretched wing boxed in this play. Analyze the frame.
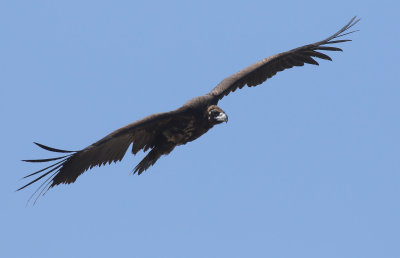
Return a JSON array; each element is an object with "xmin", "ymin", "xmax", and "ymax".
[
  {"xmin": 209, "ymin": 17, "xmax": 359, "ymax": 102},
  {"xmin": 19, "ymin": 108, "xmax": 191, "ymax": 202}
]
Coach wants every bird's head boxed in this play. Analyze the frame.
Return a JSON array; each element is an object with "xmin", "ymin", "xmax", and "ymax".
[{"xmin": 207, "ymin": 105, "xmax": 228, "ymax": 125}]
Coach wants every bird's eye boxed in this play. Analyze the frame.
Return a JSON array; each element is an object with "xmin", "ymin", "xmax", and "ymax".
[{"xmin": 210, "ymin": 110, "xmax": 219, "ymax": 116}]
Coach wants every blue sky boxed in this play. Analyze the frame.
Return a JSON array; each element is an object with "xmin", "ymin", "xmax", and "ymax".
[{"xmin": 2, "ymin": 1, "xmax": 399, "ymax": 258}]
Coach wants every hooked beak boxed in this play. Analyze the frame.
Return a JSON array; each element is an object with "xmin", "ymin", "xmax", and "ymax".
[{"xmin": 216, "ymin": 113, "xmax": 228, "ymax": 123}]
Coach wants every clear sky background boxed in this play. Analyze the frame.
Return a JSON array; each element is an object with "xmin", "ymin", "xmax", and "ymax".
[{"xmin": 1, "ymin": 1, "xmax": 399, "ymax": 258}]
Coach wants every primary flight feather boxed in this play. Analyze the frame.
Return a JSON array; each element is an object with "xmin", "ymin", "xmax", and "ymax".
[{"xmin": 19, "ymin": 17, "xmax": 359, "ymax": 202}]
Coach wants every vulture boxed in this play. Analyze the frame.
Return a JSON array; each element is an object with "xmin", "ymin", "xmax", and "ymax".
[{"xmin": 19, "ymin": 17, "xmax": 359, "ymax": 202}]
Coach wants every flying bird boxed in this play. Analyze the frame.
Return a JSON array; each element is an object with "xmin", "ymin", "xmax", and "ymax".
[{"xmin": 19, "ymin": 17, "xmax": 359, "ymax": 201}]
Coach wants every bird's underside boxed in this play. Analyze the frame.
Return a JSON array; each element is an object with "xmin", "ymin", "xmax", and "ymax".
[{"xmin": 19, "ymin": 17, "xmax": 359, "ymax": 203}]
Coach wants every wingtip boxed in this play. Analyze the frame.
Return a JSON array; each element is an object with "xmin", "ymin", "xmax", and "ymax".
[
  {"xmin": 33, "ymin": 142, "xmax": 77, "ymax": 153},
  {"xmin": 348, "ymin": 16, "xmax": 361, "ymax": 29},
  {"xmin": 353, "ymin": 16, "xmax": 361, "ymax": 22},
  {"xmin": 16, "ymin": 184, "xmax": 26, "ymax": 192}
]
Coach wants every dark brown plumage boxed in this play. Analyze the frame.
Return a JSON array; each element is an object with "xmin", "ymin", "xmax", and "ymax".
[{"xmin": 19, "ymin": 17, "xmax": 359, "ymax": 202}]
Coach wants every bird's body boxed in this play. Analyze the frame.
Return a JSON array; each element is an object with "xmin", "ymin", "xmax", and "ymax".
[{"xmin": 19, "ymin": 17, "xmax": 359, "ymax": 202}]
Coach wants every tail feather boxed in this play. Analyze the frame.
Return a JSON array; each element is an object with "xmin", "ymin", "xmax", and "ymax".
[
  {"xmin": 133, "ymin": 149, "xmax": 162, "ymax": 175},
  {"xmin": 133, "ymin": 145, "xmax": 175, "ymax": 175}
]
